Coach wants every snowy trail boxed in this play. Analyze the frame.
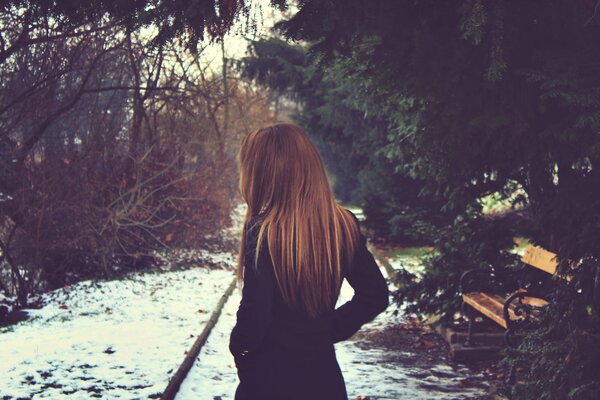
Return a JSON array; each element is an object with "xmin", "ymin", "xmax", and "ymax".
[
  {"xmin": 175, "ymin": 280, "xmax": 242, "ymax": 399},
  {"xmin": 162, "ymin": 277, "xmax": 238, "ymax": 399},
  {"xmin": 0, "ymin": 204, "xmax": 246, "ymax": 400},
  {"xmin": 1, "ymin": 203, "xmax": 489, "ymax": 399},
  {"xmin": 0, "ymin": 267, "xmax": 237, "ymax": 399},
  {"xmin": 175, "ymin": 256, "xmax": 489, "ymax": 400}
]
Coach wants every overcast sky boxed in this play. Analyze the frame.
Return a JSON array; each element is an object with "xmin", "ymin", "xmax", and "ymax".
[{"xmin": 202, "ymin": 0, "xmax": 296, "ymax": 63}]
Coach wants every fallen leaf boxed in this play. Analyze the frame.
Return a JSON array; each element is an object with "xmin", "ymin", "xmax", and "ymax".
[
  {"xmin": 458, "ymin": 378, "xmax": 472, "ymax": 388},
  {"xmin": 565, "ymin": 350, "xmax": 573, "ymax": 364},
  {"xmin": 414, "ymin": 338, "xmax": 435, "ymax": 349}
]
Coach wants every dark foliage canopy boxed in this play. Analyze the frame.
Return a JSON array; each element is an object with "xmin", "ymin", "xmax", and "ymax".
[
  {"xmin": 264, "ymin": 2, "xmax": 600, "ymax": 398},
  {"xmin": 2, "ymin": 0, "xmax": 275, "ymax": 48}
]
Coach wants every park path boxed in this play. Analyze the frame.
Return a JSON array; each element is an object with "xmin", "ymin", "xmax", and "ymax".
[
  {"xmin": 175, "ymin": 234, "xmax": 489, "ymax": 400},
  {"xmin": 0, "ymin": 203, "xmax": 490, "ymax": 399},
  {"xmin": 0, "ymin": 266, "xmax": 236, "ymax": 399},
  {"xmin": 0, "ymin": 207, "xmax": 245, "ymax": 400}
]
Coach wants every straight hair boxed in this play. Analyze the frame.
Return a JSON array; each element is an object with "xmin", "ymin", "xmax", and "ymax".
[{"xmin": 237, "ymin": 123, "xmax": 361, "ymax": 318}]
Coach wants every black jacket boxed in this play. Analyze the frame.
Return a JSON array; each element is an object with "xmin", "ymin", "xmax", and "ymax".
[{"xmin": 228, "ymin": 209, "xmax": 389, "ymax": 400}]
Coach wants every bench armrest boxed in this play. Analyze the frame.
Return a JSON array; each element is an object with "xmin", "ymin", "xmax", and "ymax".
[{"xmin": 502, "ymin": 291, "xmax": 549, "ymax": 347}]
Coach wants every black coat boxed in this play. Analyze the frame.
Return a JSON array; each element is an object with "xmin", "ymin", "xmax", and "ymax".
[{"xmin": 229, "ymin": 209, "xmax": 390, "ymax": 400}]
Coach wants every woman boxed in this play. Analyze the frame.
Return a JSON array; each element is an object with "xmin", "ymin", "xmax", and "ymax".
[{"xmin": 229, "ymin": 123, "xmax": 389, "ymax": 400}]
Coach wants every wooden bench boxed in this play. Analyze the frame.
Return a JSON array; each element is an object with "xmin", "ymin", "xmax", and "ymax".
[
  {"xmin": 461, "ymin": 245, "xmax": 572, "ymax": 332},
  {"xmin": 462, "ymin": 289, "xmax": 549, "ymax": 330},
  {"xmin": 460, "ymin": 243, "xmax": 600, "ymax": 383},
  {"xmin": 458, "ymin": 244, "xmax": 568, "ymax": 383},
  {"xmin": 460, "ymin": 244, "xmax": 563, "ymax": 348},
  {"xmin": 459, "ymin": 242, "xmax": 600, "ymax": 382}
]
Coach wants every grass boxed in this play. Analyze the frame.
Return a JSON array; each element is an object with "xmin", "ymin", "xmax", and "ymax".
[
  {"xmin": 509, "ymin": 237, "xmax": 531, "ymax": 256},
  {"xmin": 385, "ymin": 246, "xmax": 437, "ymax": 259},
  {"xmin": 371, "ymin": 245, "xmax": 437, "ymax": 281}
]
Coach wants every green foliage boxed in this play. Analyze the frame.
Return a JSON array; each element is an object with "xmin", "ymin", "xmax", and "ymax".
[
  {"xmin": 272, "ymin": 0, "xmax": 600, "ymax": 396},
  {"xmin": 277, "ymin": 1, "xmax": 600, "ymax": 210},
  {"xmin": 479, "ymin": 180, "xmax": 527, "ymax": 215},
  {"xmin": 459, "ymin": 0, "xmax": 486, "ymax": 45},
  {"xmin": 386, "ymin": 246, "xmax": 435, "ymax": 260},
  {"xmin": 502, "ymin": 285, "xmax": 600, "ymax": 400},
  {"xmin": 241, "ymin": 38, "xmax": 451, "ymax": 244},
  {"xmin": 398, "ymin": 208, "xmax": 520, "ymax": 323},
  {"xmin": 355, "ymin": 154, "xmax": 450, "ymax": 245},
  {"xmin": 4, "ymin": 0, "xmax": 250, "ymax": 49}
]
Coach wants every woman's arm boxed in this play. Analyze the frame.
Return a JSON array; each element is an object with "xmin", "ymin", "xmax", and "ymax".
[
  {"xmin": 331, "ymin": 211, "xmax": 390, "ymax": 343},
  {"xmin": 228, "ymin": 218, "xmax": 275, "ymax": 363}
]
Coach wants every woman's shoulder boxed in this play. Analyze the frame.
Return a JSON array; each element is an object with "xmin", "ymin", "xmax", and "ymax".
[{"xmin": 342, "ymin": 207, "xmax": 361, "ymax": 225}]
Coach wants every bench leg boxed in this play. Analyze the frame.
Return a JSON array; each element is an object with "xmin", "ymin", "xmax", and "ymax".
[
  {"xmin": 462, "ymin": 301, "xmax": 475, "ymax": 346},
  {"xmin": 503, "ymin": 328, "xmax": 516, "ymax": 347},
  {"xmin": 507, "ymin": 363, "xmax": 516, "ymax": 385},
  {"xmin": 503, "ymin": 292, "xmax": 540, "ymax": 386},
  {"xmin": 466, "ymin": 317, "xmax": 474, "ymax": 346}
]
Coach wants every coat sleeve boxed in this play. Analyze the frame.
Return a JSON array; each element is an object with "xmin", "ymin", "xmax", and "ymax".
[
  {"xmin": 228, "ymin": 218, "xmax": 275, "ymax": 365},
  {"xmin": 331, "ymin": 211, "xmax": 390, "ymax": 343}
]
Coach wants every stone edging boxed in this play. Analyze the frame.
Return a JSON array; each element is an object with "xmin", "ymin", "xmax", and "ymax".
[{"xmin": 161, "ymin": 275, "xmax": 238, "ymax": 400}]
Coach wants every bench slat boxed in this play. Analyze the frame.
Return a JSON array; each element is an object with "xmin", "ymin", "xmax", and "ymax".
[
  {"xmin": 521, "ymin": 244, "xmax": 575, "ymax": 281},
  {"xmin": 463, "ymin": 292, "xmax": 513, "ymax": 329},
  {"xmin": 521, "ymin": 245, "xmax": 558, "ymax": 275},
  {"xmin": 463, "ymin": 290, "xmax": 549, "ymax": 329},
  {"xmin": 462, "ymin": 243, "xmax": 561, "ymax": 337},
  {"xmin": 513, "ymin": 288, "xmax": 550, "ymax": 307}
]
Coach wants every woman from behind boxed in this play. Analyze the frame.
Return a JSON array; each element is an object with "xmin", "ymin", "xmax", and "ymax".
[{"xmin": 230, "ymin": 123, "xmax": 389, "ymax": 400}]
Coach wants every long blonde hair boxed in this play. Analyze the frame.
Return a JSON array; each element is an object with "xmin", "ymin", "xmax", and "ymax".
[{"xmin": 237, "ymin": 123, "xmax": 361, "ymax": 318}]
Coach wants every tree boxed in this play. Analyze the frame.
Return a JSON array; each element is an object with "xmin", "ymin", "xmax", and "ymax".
[
  {"xmin": 241, "ymin": 37, "xmax": 453, "ymax": 244},
  {"xmin": 271, "ymin": 2, "xmax": 600, "ymax": 397},
  {"xmin": 0, "ymin": 4, "xmax": 276, "ymax": 307}
]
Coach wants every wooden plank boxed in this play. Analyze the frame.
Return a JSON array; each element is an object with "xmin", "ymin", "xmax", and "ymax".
[
  {"xmin": 464, "ymin": 290, "xmax": 550, "ymax": 330},
  {"xmin": 521, "ymin": 245, "xmax": 558, "ymax": 275},
  {"xmin": 160, "ymin": 276, "xmax": 237, "ymax": 400},
  {"xmin": 521, "ymin": 244, "xmax": 575, "ymax": 281},
  {"xmin": 463, "ymin": 292, "xmax": 513, "ymax": 329},
  {"xmin": 513, "ymin": 288, "xmax": 550, "ymax": 307}
]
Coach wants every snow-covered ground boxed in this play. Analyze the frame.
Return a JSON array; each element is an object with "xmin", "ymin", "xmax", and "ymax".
[
  {"xmin": 0, "ymin": 204, "xmax": 248, "ymax": 400},
  {"xmin": 1, "ymin": 203, "xmax": 489, "ymax": 399},
  {"xmin": 176, "ymin": 247, "xmax": 489, "ymax": 400},
  {"xmin": 0, "ymin": 267, "xmax": 236, "ymax": 399}
]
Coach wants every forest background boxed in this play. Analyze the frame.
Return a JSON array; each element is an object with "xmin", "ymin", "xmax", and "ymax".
[{"xmin": 1, "ymin": 1, "xmax": 600, "ymax": 399}]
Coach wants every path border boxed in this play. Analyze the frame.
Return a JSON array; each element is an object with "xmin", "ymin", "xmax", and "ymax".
[
  {"xmin": 161, "ymin": 274, "xmax": 238, "ymax": 400},
  {"xmin": 367, "ymin": 243, "xmax": 400, "ymax": 287}
]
